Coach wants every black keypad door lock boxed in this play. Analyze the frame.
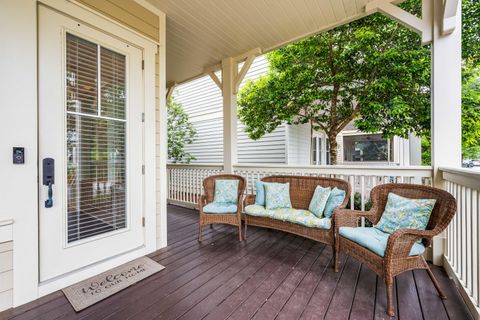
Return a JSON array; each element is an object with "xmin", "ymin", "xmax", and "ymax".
[{"xmin": 42, "ymin": 158, "xmax": 55, "ymax": 208}]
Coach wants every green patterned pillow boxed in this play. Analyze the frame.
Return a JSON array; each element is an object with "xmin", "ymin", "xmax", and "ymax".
[
  {"xmin": 213, "ymin": 179, "xmax": 239, "ymax": 204},
  {"xmin": 374, "ymin": 193, "xmax": 436, "ymax": 234},
  {"xmin": 308, "ymin": 186, "xmax": 331, "ymax": 218},
  {"xmin": 264, "ymin": 182, "xmax": 292, "ymax": 210}
]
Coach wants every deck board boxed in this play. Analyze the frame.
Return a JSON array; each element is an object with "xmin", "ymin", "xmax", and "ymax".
[{"xmin": 0, "ymin": 205, "xmax": 472, "ymax": 320}]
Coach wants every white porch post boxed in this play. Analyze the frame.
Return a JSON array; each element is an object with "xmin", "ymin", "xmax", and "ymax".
[
  {"xmin": 431, "ymin": 0, "xmax": 462, "ymax": 265},
  {"xmin": 221, "ymin": 57, "xmax": 238, "ymax": 173}
]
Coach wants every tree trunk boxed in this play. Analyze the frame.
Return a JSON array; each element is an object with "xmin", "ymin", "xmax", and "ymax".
[{"xmin": 328, "ymin": 134, "xmax": 338, "ymax": 165}]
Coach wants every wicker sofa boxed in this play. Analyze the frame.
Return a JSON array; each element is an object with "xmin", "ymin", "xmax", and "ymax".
[{"xmin": 243, "ymin": 175, "xmax": 351, "ymax": 248}]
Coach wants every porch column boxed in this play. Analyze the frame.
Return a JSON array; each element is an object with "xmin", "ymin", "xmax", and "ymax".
[
  {"xmin": 221, "ymin": 57, "xmax": 238, "ymax": 173},
  {"xmin": 431, "ymin": 0, "xmax": 462, "ymax": 265}
]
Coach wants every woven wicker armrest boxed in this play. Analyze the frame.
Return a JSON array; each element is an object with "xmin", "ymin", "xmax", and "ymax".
[
  {"xmin": 384, "ymin": 228, "xmax": 436, "ymax": 260},
  {"xmin": 244, "ymin": 194, "xmax": 256, "ymax": 207},
  {"xmin": 334, "ymin": 208, "xmax": 377, "ymax": 229},
  {"xmin": 198, "ymin": 195, "xmax": 207, "ymax": 207}
]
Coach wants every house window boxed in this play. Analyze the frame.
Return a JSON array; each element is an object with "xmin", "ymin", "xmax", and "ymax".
[
  {"xmin": 312, "ymin": 136, "xmax": 330, "ymax": 165},
  {"xmin": 66, "ymin": 33, "xmax": 127, "ymax": 243},
  {"xmin": 343, "ymin": 134, "xmax": 392, "ymax": 162}
]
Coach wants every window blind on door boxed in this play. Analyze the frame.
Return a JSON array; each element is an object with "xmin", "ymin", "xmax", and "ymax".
[{"xmin": 66, "ymin": 33, "xmax": 127, "ymax": 243}]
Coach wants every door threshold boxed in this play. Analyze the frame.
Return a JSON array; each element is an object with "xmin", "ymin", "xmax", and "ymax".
[{"xmin": 38, "ymin": 246, "xmax": 146, "ymax": 297}]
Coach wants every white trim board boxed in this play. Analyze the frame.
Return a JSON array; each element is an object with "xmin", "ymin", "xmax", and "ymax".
[{"xmin": 0, "ymin": 220, "xmax": 14, "ymax": 243}]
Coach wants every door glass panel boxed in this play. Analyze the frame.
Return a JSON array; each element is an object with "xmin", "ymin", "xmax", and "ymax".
[
  {"xmin": 66, "ymin": 33, "xmax": 127, "ymax": 243},
  {"xmin": 101, "ymin": 47, "xmax": 126, "ymax": 119},
  {"xmin": 66, "ymin": 35, "xmax": 98, "ymax": 115}
]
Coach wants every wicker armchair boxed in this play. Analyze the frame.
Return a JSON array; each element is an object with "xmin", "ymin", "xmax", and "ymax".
[
  {"xmin": 335, "ymin": 183, "xmax": 456, "ymax": 317},
  {"xmin": 198, "ymin": 174, "xmax": 246, "ymax": 241}
]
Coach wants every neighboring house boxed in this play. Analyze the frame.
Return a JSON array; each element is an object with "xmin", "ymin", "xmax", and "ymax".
[{"xmin": 173, "ymin": 55, "xmax": 421, "ymax": 166}]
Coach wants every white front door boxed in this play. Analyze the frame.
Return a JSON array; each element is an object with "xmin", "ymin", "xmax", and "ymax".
[{"xmin": 38, "ymin": 7, "xmax": 145, "ymax": 282}]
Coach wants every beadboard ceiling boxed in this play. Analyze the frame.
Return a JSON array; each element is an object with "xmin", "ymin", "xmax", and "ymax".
[{"xmin": 147, "ymin": 0, "xmax": 382, "ymax": 85}]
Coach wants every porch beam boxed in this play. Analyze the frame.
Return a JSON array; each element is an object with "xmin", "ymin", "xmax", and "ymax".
[
  {"xmin": 221, "ymin": 57, "xmax": 238, "ymax": 173},
  {"xmin": 365, "ymin": 0, "xmax": 432, "ymax": 44},
  {"xmin": 431, "ymin": 0, "xmax": 462, "ymax": 265}
]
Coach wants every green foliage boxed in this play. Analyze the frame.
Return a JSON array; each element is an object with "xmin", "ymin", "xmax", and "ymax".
[
  {"xmin": 167, "ymin": 98, "xmax": 197, "ymax": 163},
  {"xmin": 462, "ymin": 69, "xmax": 480, "ymax": 150},
  {"xmin": 463, "ymin": 0, "xmax": 480, "ymax": 66},
  {"xmin": 353, "ymin": 192, "xmax": 373, "ymax": 211},
  {"xmin": 464, "ymin": 146, "xmax": 480, "ymax": 159},
  {"xmin": 238, "ymin": 0, "xmax": 430, "ymax": 164}
]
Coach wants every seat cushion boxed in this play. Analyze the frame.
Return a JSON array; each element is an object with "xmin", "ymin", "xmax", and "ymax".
[
  {"xmin": 203, "ymin": 202, "xmax": 238, "ymax": 214},
  {"xmin": 374, "ymin": 193, "xmax": 436, "ymax": 234},
  {"xmin": 308, "ymin": 186, "xmax": 331, "ymax": 218},
  {"xmin": 255, "ymin": 181, "xmax": 266, "ymax": 206},
  {"xmin": 213, "ymin": 179, "xmax": 239, "ymax": 204},
  {"xmin": 245, "ymin": 205, "xmax": 331, "ymax": 229},
  {"xmin": 264, "ymin": 182, "xmax": 292, "ymax": 210},
  {"xmin": 324, "ymin": 187, "xmax": 346, "ymax": 218},
  {"xmin": 339, "ymin": 227, "xmax": 425, "ymax": 257}
]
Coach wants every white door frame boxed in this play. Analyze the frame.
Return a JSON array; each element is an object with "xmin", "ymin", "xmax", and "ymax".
[{"xmin": 37, "ymin": 0, "xmax": 158, "ymax": 296}]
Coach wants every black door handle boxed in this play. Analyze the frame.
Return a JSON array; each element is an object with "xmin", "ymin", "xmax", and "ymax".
[{"xmin": 43, "ymin": 158, "xmax": 54, "ymax": 208}]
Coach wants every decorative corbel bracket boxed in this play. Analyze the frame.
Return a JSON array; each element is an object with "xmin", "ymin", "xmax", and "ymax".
[
  {"xmin": 441, "ymin": 0, "xmax": 459, "ymax": 35},
  {"xmin": 204, "ymin": 47, "xmax": 262, "ymax": 94},
  {"xmin": 365, "ymin": 0, "xmax": 433, "ymax": 45},
  {"xmin": 166, "ymin": 82, "xmax": 176, "ymax": 100}
]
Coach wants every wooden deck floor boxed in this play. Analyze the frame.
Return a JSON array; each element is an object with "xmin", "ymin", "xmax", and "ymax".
[{"xmin": 1, "ymin": 205, "xmax": 472, "ymax": 320}]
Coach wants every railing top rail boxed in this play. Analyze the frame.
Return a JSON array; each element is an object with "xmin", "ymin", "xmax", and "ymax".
[
  {"xmin": 233, "ymin": 163, "xmax": 432, "ymax": 171},
  {"xmin": 167, "ymin": 163, "xmax": 224, "ymax": 169},
  {"xmin": 440, "ymin": 166, "xmax": 480, "ymax": 190}
]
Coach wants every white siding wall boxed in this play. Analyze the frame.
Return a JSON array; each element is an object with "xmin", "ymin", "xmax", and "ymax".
[
  {"xmin": 0, "ymin": 241, "xmax": 13, "ymax": 311},
  {"xmin": 286, "ymin": 123, "xmax": 312, "ymax": 165},
  {"xmin": 173, "ymin": 55, "xmax": 287, "ymax": 164}
]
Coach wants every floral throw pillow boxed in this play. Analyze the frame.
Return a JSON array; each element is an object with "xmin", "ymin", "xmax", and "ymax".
[
  {"xmin": 374, "ymin": 193, "xmax": 436, "ymax": 234},
  {"xmin": 264, "ymin": 182, "xmax": 292, "ymax": 210},
  {"xmin": 213, "ymin": 179, "xmax": 239, "ymax": 204},
  {"xmin": 308, "ymin": 186, "xmax": 332, "ymax": 218}
]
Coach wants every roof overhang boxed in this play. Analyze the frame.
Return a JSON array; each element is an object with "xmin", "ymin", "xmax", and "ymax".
[{"xmin": 145, "ymin": 0, "xmax": 418, "ymax": 85}]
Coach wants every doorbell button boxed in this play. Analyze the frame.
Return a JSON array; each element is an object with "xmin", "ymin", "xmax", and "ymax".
[{"xmin": 13, "ymin": 147, "xmax": 25, "ymax": 164}]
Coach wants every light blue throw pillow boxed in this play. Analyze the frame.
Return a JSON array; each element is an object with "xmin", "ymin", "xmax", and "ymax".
[
  {"xmin": 374, "ymin": 193, "xmax": 436, "ymax": 234},
  {"xmin": 323, "ymin": 187, "xmax": 346, "ymax": 218},
  {"xmin": 264, "ymin": 182, "xmax": 292, "ymax": 210},
  {"xmin": 213, "ymin": 179, "xmax": 239, "ymax": 204},
  {"xmin": 255, "ymin": 181, "xmax": 266, "ymax": 206},
  {"xmin": 308, "ymin": 186, "xmax": 331, "ymax": 218}
]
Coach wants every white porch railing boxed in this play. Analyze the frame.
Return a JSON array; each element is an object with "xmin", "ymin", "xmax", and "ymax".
[
  {"xmin": 442, "ymin": 167, "xmax": 480, "ymax": 315},
  {"xmin": 167, "ymin": 163, "xmax": 480, "ymax": 316},
  {"xmin": 167, "ymin": 163, "xmax": 224, "ymax": 207},
  {"xmin": 167, "ymin": 163, "xmax": 433, "ymax": 209}
]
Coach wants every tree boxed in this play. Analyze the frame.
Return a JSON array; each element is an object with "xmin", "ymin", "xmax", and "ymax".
[
  {"xmin": 238, "ymin": 1, "xmax": 430, "ymax": 164},
  {"xmin": 167, "ymin": 98, "xmax": 197, "ymax": 163},
  {"xmin": 462, "ymin": 68, "xmax": 480, "ymax": 157}
]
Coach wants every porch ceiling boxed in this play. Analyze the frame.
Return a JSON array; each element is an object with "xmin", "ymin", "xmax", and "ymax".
[{"xmin": 147, "ymin": 0, "xmax": 390, "ymax": 85}]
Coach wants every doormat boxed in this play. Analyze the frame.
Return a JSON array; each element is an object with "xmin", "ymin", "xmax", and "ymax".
[{"xmin": 62, "ymin": 257, "xmax": 165, "ymax": 312}]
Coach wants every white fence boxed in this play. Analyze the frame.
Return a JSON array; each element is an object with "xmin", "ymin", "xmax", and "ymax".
[
  {"xmin": 167, "ymin": 163, "xmax": 433, "ymax": 209},
  {"xmin": 442, "ymin": 167, "xmax": 480, "ymax": 315}
]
